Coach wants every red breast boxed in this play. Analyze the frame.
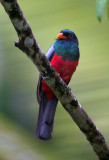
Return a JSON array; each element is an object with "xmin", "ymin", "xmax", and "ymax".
[{"xmin": 42, "ymin": 54, "xmax": 79, "ymax": 99}]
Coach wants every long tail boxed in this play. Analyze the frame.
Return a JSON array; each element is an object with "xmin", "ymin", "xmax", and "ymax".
[{"xmin": 36, "ymin": 93, "xmax": 58, "ymax": 140}]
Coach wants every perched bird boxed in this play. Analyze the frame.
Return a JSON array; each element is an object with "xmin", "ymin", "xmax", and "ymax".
[{"xmin": 36, "ymin": 29, "xmax": 80, "ymax": 140}]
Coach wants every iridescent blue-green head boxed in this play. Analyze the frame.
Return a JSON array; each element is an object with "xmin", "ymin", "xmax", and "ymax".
[
  {"xmin": 56, "ymin": 29, "xmax": 79, "ymax": 45},
  {"xmin": 54, "ymin": 29, "xmax": 80, "ymax": 62}
]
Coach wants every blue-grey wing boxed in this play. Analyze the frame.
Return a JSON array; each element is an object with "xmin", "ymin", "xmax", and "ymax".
[
  {"xmin": 46, "ymin": 44, "xmax": 55, "ymax": 61},
  {"xmin": 37, "ymin": 44, "xmax": 55, "ymax": 103}
]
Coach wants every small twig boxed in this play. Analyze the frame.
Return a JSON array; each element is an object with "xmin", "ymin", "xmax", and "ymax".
[{"xmin": 0, "ymin": 0, "xmax": 109, "ymax": 159}]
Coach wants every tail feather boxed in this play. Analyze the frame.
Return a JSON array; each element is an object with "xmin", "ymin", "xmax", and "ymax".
[{"xmin": 36, "ymin": 93, "xmax": 58, "ymax": 140}]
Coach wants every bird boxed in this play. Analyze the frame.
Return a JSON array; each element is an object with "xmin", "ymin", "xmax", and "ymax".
[{"xmin": 36, "ymin": 29, "xmax": 80, "ymax": 140}]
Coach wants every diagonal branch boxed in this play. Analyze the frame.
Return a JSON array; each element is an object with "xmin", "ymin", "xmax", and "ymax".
[{"xmin": 1, "ymin": 0, "xmax": 109, "ymax": 159}]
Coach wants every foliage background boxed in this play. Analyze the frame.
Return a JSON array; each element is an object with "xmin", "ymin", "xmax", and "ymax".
[{"xmin": 0, "ymin": 0, "xmax": 109, "ymax": 160}]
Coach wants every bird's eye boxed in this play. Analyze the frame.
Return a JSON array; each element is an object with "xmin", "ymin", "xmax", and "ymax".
[{"xmin": 69, "ymin": 34, "xmax": 73, "ymax": 38}]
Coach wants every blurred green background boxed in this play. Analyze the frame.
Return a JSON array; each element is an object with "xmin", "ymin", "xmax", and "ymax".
[{"xmin": 0, "ymin": 0, "xmax": 109, "ymax": 160}]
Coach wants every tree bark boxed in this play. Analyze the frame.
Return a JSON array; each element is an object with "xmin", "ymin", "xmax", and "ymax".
[{"xmin": 0, "ymin": 0, "xmax": 109, "ymax": 159}]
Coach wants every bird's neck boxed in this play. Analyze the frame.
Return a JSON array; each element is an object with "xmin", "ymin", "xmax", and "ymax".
[{"xmin": 54, "ymin": 40, "xmax": 79, "ymax": 62}]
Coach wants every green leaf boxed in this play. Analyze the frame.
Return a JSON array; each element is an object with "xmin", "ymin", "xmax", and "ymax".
[
  {"xmin": 107, "ymin": 0, "xmax": 109, "ymax": 19},
  {"xmin": 96, "ymin": 0, "xmax": 108, "ymax": 21}
]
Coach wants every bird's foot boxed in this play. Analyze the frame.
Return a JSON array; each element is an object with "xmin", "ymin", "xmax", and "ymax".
[{"xmin": 68, "ymin": 86, "xmax": 71, "ymax": 91}]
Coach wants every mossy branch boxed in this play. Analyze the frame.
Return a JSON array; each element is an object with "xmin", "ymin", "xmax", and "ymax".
[{"xmin": 0, "ymin": 0, "xmax": 109, "ymax": 159}]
